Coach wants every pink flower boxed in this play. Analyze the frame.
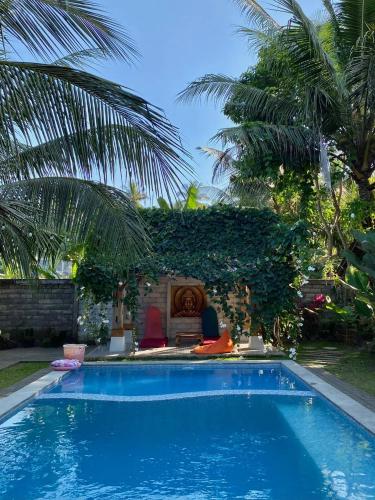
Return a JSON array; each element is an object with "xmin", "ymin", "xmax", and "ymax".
[{"xmin": 310, "ymin": 294, "xmax": 326, "ymax": 310}]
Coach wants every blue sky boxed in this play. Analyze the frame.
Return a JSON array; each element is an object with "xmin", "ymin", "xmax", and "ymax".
[{"xmin": 98, "ymin": 1, "xmax": 321, "ymax": 188}]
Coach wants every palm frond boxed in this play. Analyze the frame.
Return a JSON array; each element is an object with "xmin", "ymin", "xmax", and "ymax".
[
  {"xmin": 179, "ymin": 7, "xmax": 341, "ymax": 129},
  {"xmin": 197, "ymin": 185, "xmax": 235, "ymax": 205},
  {"xmin": 0, "ymin": 60, "xmax": 191, "ymax": 195},
  {"xmin": 178, "ymin": 74, "xmax": 240, "ymax": 104},
  {"xmin": 234, "ymin": 0, "xmax": 337, "ymax": 93},
  {"xmin": 228, "ymin": 86, "xmax": 301, "ymax": 124},
  {"xmin": 267, "ymin": 0, "xmax": 341, "ymax": 97},
  {"xmin": 337, "ymin": 0, "xmax": 375, "ymax": 49},
  {"xmin": 179, "ymin": 73, "xmax": 299, "ymax": 123},
  {"xmin": 236, "ymin": 26, "xmax": 277, "ymax": 50},
  {"xmin": 213, "ymin": 122, "xmax": 318, "ymax": 163},
  {"xmin": 228, "ymin": 178, "xmax": 272, "ymax": 207},
  {"xmin": 0, "ymin": 192, "xmax": 61, "ymax": 276},
  {"xmin": 322, "ymin": 0, "xmax": 345, "ymax": 62},
  {"xmin": 322, "ymin": 0, "xmax": 340, "ymax": 29},
  {"xmin": 198, "ymin": 146, "xmax": 238, "ymax": 183},
  {"xmin": 200, "ymin": 180, "xmax": 272, "ymax": 208},
  {"xmin": 53, "ymin": 48, "xmax": 109, "ymax": 70},
  {"xmin": 259, "ymin": 0, "xmax": 345, "ymax": 129},
  {"xmin": 233, "ymin": 0, "xmax": 279, "ymax": 31},
  {"xmin": 0, "ymin": 0, "xmax": 137, "ymax": 61},
  {"xmin": 346, "ymin": 31, "xmax": 375, "ymax": 152},
  {"xmin": 0, "ymin": 177, "xmax": 149, "ymax": 275},
  {"xmin": 347, "ymin": 31, "xmax": 375, "ymax": 112}
]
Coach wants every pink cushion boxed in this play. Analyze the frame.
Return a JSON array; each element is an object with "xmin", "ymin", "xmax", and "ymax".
[
  {"xmin": 143, "ymin": 306, "xmax": 163, "ymax": 339},
  {"xmin": 51, "ymin": 359, "xmax": 81, "ymax": 371},
  {"xmin": 140, "ymin": 337, "xmax": 168, "ymax": 348}
]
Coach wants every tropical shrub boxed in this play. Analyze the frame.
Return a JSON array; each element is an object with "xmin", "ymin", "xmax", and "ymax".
[{"xmin": 343, "ymin": 230, "xmax": 375, "ymax": 318}]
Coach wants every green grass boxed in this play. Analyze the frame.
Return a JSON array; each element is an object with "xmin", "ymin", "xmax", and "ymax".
[
  {"xmin": 327, "ymin": 351, "xmax": 375, "ymax": 396},
  {"xmin": 298, "ymin": 340, "xmax": 351, "ymax": 352},
  {"xmin": 298, "ymin": 341, "xmax": 375, "ymax": 397},
  {"xmin": 0, "ymin": 362, "xmax": 49, "ymax": 390}
]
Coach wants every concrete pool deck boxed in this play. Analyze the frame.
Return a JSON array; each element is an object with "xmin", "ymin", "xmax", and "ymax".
[
  {"xmin": 0, "ymin": 370, "xmax": 65, "ymax": 421},
  {"xmin": 0, "ymin": 359, "xmax": 374, "ymax": 435},
  {"xmin": 88, "ymin": 342, "xmax": 284, "ymax": 359},
  {"xmin": 0, "ymin": 346, "xmax": 98, "ymax": 370}
]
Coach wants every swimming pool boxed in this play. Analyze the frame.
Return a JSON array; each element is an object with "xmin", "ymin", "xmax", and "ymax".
[{"xmin": 0, "ymin": 363, "xmax": 374, "ymax": 499}]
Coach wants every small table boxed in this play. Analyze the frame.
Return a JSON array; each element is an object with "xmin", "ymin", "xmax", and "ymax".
[{"xmin": 175, "ymin": 332, "xmax": 203, "ymax": 347}]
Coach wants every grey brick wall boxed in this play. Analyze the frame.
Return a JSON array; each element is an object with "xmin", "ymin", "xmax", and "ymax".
[{"xmin": 0, "ymin": 280, "xmax": 78, "ymax": 335}]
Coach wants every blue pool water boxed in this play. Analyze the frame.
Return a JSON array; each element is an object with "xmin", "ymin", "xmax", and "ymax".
[
  {"xmin": 47, "ymin": 363, "xmax": 310, "ymax": 398},
  {"xmin": 0, "ymin": 363, "xmax": 374, "ymax": 499}
]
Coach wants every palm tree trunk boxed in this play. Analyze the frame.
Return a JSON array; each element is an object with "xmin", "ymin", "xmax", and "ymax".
[{"xmin": 357, "ymin": 177, "xmax": 373, "ymax": 203}]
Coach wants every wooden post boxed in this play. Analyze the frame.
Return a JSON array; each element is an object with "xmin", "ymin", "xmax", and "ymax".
[
  {"xmin": 111, "ymin": 284, "xmax": 125, "ymax": 337},
  {"xmin": 109, "ymin": 284, "xmax": 127, "ymax": 352}
]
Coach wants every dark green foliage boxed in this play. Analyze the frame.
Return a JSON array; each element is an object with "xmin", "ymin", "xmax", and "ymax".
[
  {"xmin": 130, "ymin": 207, "xmax": 303, "ymax": 339},
  {"xmin": 0, "ymin": 328, "xmax": 74, "ymax": 349},
  {"xmin": 345, "ymin": 230, "xmax": 375, "ymax": 281},
  {"xmin": 224, "ymin": 43, "xmax": 300, "ymax": 125},
  {"xmin": 343, "ymin": 230, "xmax": 375, "ymax": 317},
  {"xmin": 75, "ymin": 260, "xmax": 119, "ymax": 304}
]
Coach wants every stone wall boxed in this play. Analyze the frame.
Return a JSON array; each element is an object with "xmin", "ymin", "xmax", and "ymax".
[
  {"xmin": 135, "ymin": 276, "xmax": 238, "ymax": 341},
  {"xmin": 134, "ymin": 277, "xmax": 337, "ymax": 342},
  {"xmin": 0, "ymin": 280, "xmax": 78, "ymax": 336}
]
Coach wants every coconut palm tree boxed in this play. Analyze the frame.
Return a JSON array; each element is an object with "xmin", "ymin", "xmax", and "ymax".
[
  {"xmin": 198, "ymin": 146, "xmax": 272, "ymax": 208},
  {"xmin": 124, "ymin": 182, "xmax": 148, "ymax": 208},
  {"xmin": 0, "ymin": 0, "xmax": 189, "ymax": 275},
  {"xmin": 179, "ymin": 0, "xmax": 375, "ymax": 223}
]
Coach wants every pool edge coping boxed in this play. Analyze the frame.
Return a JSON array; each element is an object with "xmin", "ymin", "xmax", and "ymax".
[
  {"xmin": 0, "ymin": 360, "xmax": 374, "ymax": 435},
  {"xmin": 283, "ymin": 360, "xmax": 375, "ymax": 435},
  {"xmin": 0, "ymin": 371, "xmax": 66, "ymax": 421}
]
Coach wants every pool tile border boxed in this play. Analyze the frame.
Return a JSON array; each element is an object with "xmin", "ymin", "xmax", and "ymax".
[
  {"xmin": 0, "ymin": 360, "xmax": 374, "ymax": 435},
  {"xmin": 0, "ymin": 371, "xmax": 66, "ymax": 421},
  {"xmin": 38, "ymin": 388, "xmax": 316, "ymax": 403}
]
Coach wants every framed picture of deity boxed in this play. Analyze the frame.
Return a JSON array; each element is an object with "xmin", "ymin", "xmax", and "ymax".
[{"xmin": 171, "ymin": 285, "xmax": 206, "ymax": 318}]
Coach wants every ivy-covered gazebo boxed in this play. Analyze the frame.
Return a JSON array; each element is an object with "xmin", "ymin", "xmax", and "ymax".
[{"xmin": 121, "ymin": 206, "xmax": 304, "ymax": 344}]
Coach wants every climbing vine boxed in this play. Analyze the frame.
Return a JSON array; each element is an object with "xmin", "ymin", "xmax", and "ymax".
[
  {"xmin": 75, "ymin": 206, "xmax": 306, "ymax": 344},
  {"xmin": 75, "ymin": 259, "xmax": 118, "ymax": 304},
  {"xmin": 132, "ymin": 207, "xmax": 305, "ymax": 342}
]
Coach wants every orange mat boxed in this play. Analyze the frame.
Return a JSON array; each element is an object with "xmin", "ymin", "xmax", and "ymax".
[{"xmin": 193, "ymin": 330, "xmax": 233, "ymax": 355}]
